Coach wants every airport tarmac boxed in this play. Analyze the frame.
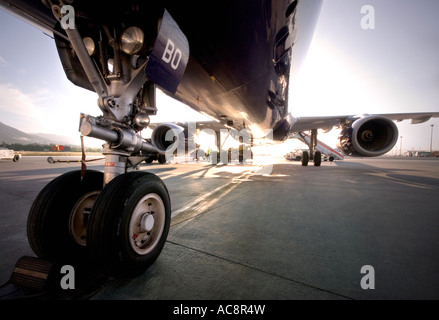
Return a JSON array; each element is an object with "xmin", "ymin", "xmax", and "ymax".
[{"xmin": 0, "ymin": 155, "xmax": 438, "ymax": 300}]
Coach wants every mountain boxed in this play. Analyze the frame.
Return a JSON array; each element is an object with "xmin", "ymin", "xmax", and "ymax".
[
  {"xmin": 0, "ymin": 122, "xmax": 79, "ymax": 145},
  {"xmin": 28, "ymin": 132, "xmax": 79, "ymax": 146}
]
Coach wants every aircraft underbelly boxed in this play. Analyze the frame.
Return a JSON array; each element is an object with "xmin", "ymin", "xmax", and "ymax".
[
  {"xmin": 168, "ymin": 0, "xmax": 290, "ymax": 132},
  {"xmin": 158, "ymin": 0, "xmax": 322, "ymax": 137},
  {"xmin": 0, "ymin": 0, "xmax": 323, "ymax": 138}
]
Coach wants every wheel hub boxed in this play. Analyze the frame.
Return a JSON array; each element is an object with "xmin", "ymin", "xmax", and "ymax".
[
  {"xmin": 129, "ymin": 193, "xmax": 165, "ymax": 255},
  {"xmin": 140, "ymin": 213, "xmax": 155, "ymax": 232},
  {"xmin": 69, "ymin": 191, "xmax": 99, "ymax": 246}
]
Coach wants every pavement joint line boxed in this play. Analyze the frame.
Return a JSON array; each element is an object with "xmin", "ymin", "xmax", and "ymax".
[{"xmin": 166, "ymin": 240, "xmax": 354, "ymax": 300}]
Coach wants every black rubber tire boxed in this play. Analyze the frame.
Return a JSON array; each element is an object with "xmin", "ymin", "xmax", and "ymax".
[
  {"xmin": 302, "ymin": 151, "xmax": 309, "ymax": 166},
  {"xmin": 158, "ymin": 154, "xmax": 167, "ymax": 164},
  {"xmin": 314, "ymin": 151, "xmax": 322, "ymax": 167},
  {"xmin": 27, "ymin": 170, "xmax": 104, "ymax": 262},
  {"xmin": 87, "ymin": 172, "xmax": 171, "ymax": 277}
]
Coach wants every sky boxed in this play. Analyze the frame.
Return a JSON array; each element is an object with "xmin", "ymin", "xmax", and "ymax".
[
  {"xmin": 290, "ymin": 0, "xmax": 439, "ymax": 152},
  {"xmin": 0, "ymin": 0, "xmax": 438, "ymax": 152}
]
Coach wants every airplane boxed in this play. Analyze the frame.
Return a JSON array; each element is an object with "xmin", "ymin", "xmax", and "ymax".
[{"xmin": 0, "ymin": 0, "xmax": 438, "ymax": 278}]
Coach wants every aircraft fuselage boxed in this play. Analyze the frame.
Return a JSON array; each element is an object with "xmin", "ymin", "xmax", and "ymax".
[{"xmin": 0, "ymin": 0, "xmax": 323, "ymax": 140}]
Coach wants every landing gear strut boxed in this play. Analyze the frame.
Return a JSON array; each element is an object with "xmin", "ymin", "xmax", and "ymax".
[{"xmin": 300, "ymin": 130, "xmax": 322, "ymax": 167}]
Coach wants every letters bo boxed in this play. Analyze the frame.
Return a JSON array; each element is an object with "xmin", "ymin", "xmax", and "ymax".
[{"xmin": 162, "ymin": 38, "xmax": 183, "ymax": 70}]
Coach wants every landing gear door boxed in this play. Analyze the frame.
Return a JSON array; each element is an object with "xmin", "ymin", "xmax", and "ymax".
[{"xmin": 145, "ymin": 9, "xmax": 189, "ymax": 94}]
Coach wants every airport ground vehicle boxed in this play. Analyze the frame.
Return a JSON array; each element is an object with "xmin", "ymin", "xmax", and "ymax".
[{"xmin": 0, "ymin": 148, "xmax": 21, "ymax": 162}]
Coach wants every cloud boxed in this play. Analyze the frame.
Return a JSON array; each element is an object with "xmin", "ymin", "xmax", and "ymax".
[
  {"xmin": 0, "ymin": 83, "xmax": 48, "ymax": 132},
  {"xmin": 0, "ymin": 56, "xmax": 8, "ymax": 67}
]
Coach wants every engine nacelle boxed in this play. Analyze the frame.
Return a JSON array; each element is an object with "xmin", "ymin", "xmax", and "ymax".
[
  {"xmin": 79, "ymin": 115, "xmax": 187, "ymax": 155},
  {"xmin": 338, "ymin": 116, "xmax": 399, "ymax": 157},
  {"xmin": 150, "ymin": 123, "xmax": 187, "ymax": 155}
]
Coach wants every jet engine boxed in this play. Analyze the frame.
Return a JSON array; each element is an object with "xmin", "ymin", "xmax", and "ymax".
[
  {"xmin": 151, "ymin": 123, "xmax": 186, "ymax": 155},
  {"xmin": 338, "ymin": 115, "xmax": 399, "ymax": 157},
  {"xmin": 79, "ymin": 114, "xmax": 186, "ymax": 156}
]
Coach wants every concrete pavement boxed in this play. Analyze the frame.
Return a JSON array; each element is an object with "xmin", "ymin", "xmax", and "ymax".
[{"xmin": 1, "ymin": 156, "xmax": 438, "ymax": 299}]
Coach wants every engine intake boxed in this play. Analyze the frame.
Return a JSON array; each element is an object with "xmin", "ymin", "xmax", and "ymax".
[
  {"xmin": 338, "ymin": 116, "xmax": 399, "ymax": 157},
  {"xmin": 79, "ymin": 114, "xmax": 187, "ymax": 156},
  {"xmin": 151, "ymin": 123, "xmax": 186, "ymax": 154}
]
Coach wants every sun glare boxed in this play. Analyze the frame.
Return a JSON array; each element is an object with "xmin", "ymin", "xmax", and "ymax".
[{"xmin": 290, "ymin": 38, "xmax": 386, "ymax": 118}]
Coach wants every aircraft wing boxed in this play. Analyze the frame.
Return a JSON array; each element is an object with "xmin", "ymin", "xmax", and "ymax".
[
  {"xmin": 288, "ymin": 112, "xmax": 439, "ymax": 157},
  {"xmin": 146, "ymin": 120, "xmax": 254, "ymax": 155},
  {"xmin": 379, "ymin": 112, "xmax": 439, "ymax": 124},
  {"xmin": 290, "ymin": 112, "xmax": 439, "ymax": 132}
]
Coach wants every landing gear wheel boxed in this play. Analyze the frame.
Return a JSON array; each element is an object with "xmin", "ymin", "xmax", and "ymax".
[
  {"xmin": 87, "ymin": 172, "xmax": 171, "ymax": 277},
  {"xmin": 301, "ymin": 151, "xmax": 309, "ymax": 166},
  {"xmin": 27, "ymin": 170, "xmax": 104, "ymax": 262},
  {"xmin": 314, "ymin": 151, "xmax": 322, "ymax": 167},
  {"xmin": 158, "ymin": 154, "xmax": 167, "ymax": 164}
]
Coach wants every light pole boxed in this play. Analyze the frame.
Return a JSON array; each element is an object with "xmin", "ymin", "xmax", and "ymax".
[
  {"xmin": 431, "ymin": 124, "xmax": 434, "ymax": 153},
  {"xmin": 400, "ymin": 136, "xmax": 403, "ymax": 156}
]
